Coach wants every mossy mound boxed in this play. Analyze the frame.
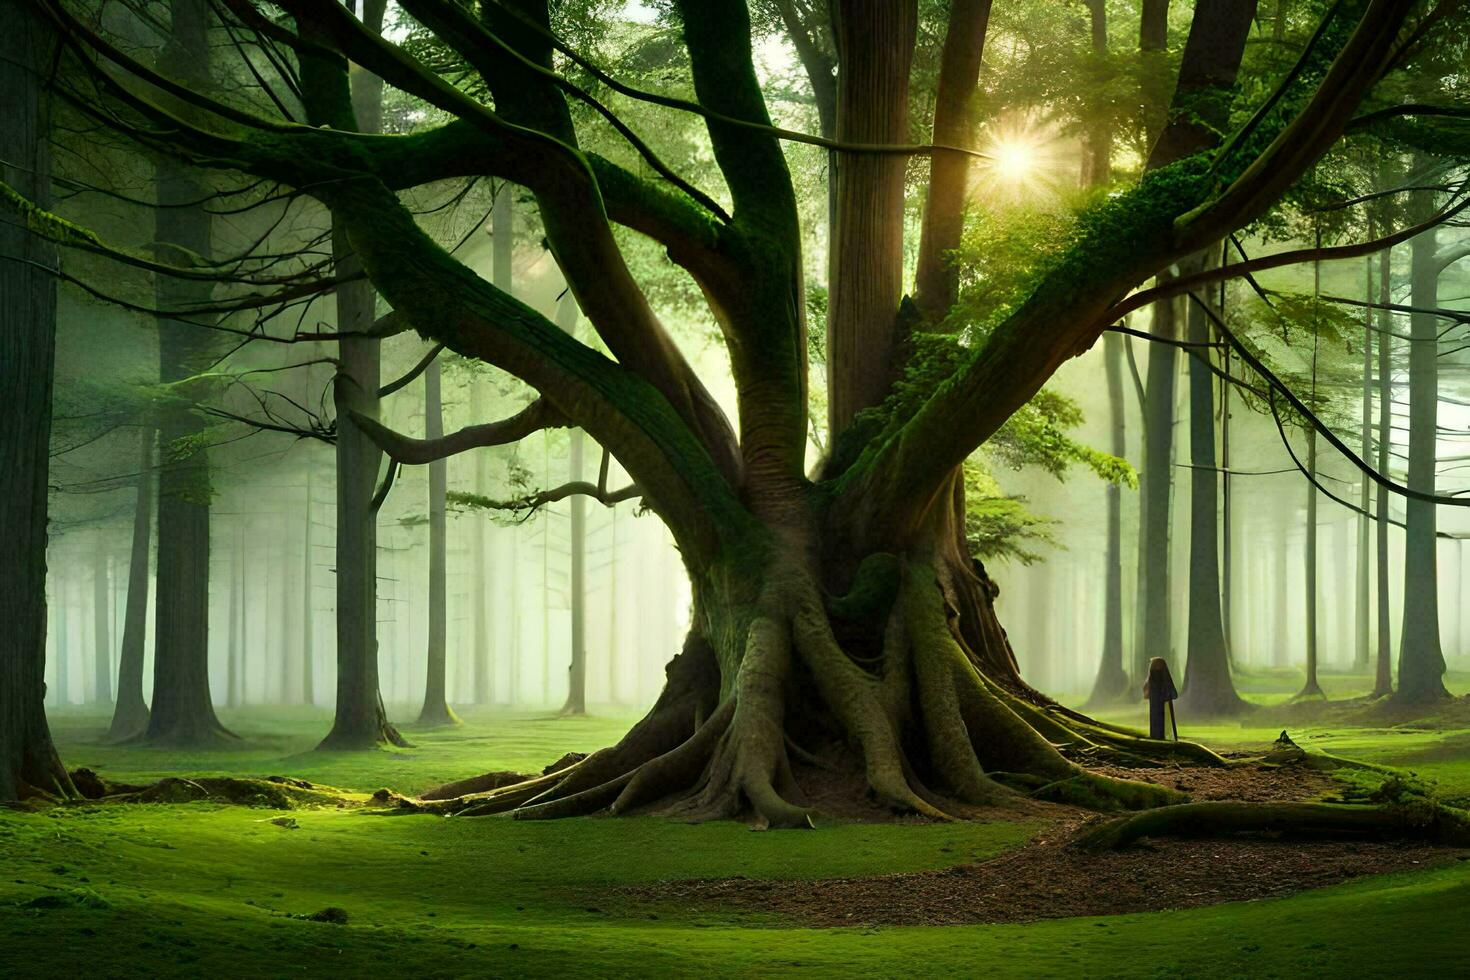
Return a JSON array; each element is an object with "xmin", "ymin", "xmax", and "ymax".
[{"xmin": 123, "ymin": 776, "xmax": 349, "ymax": 810}]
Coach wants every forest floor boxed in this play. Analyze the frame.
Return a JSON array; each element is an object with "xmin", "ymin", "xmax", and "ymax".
[{"xmin": 3, "ymin": 670, "xmax": 1468, "ymax": 978}]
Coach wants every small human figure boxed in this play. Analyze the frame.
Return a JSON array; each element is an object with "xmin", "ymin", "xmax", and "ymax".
[{"xmin": 1142, "ymin": 657, "xmax": 1179, "ymax": 741}]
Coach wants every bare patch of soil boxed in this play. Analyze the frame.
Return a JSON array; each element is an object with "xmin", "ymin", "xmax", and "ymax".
[
  {"xmin": 612, "ymin": 761, "xmax": 1467, "ymax": 926},
  {"xmin": 1087, "ymin": 759, "xmax": 1339, "ymax": 803},
  {"xmin": 622, "ymin": 831, "xmax": 1467, "ymax": 927}
]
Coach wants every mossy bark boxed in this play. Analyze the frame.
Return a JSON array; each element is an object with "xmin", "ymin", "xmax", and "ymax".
[{"xmin": 435, "ymin": 495, "xmax": 1193, "ymax": 826}]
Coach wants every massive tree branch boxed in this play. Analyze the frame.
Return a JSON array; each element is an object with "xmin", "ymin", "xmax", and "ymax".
[
  {"xmin": 297, "ymin": 0, "xmax": 741, "ymax": 486},
  {"xmin": 321, "ymin": 174, "xmax": 748, "ymax": 563}
]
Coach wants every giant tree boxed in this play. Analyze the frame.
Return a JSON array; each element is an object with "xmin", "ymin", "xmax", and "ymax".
[
  {"xmin": 0, "ymin": 0, "xmax": 72, "ymax": 801},
  {"xmin": 19, "ymin": 0, "xmax": 1470, "ymax": 824}
]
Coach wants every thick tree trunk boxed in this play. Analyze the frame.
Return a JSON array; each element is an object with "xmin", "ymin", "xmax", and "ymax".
[
  {"xmin": 826, "ymin": 0, "xmax": 916, "ymax": 433},
  {"xmin": 93, "ymin": 543, "xmax": 113, "ymax": 704},
  {"xmin": 1179, "ymin": 282, "xmax": 1249, "ymax": 716},
  {"xmin": 109, "ymin": 429, "xmax": 153, "ymax": 739},
  {"xmin": 0, "ymin": 0, "xmax": 71, "ymax": 801},
  {"xmin": 143, "ymin": 0, "xmax": 231, "ymax": 747},
  {"xmin": 1087, "ymin": 334, "xmax": 1130, "ymax": 705},
  {"xmin": 434, "ymin": 501, "xmax": 1203, "ymax": 825},
  {"xmin": 417, "ymin": 354, "xmax": 458, "ymax": 727},
  {"xmin": 1396, "ymin": 190, "xmax": 1449, "ymax": 703}
]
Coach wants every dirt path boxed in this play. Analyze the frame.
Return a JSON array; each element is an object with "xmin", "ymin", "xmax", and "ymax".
[
  {"xmin": 612, "ymin": 761, "xmax": 1470, "ymax": 926},
  {"xmin": 624, "ymin": 833, "xmax": 1466, "ymax": 927}
]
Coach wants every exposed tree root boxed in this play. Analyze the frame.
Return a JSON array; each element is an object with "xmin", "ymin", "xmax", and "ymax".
[
  {"xmin": 407, "ymin": 555, "xmax": 1404, "ymax": 839},
  {"xmin": 1075, "ymin": 800, "xmax": 1470, "ymax": 851}
]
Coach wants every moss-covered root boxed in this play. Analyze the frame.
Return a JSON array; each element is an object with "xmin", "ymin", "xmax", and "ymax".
[
  {"xmin": 1074, "ymin": 800, "xmax": 1470, "ymax": 851},
  {"xmin": 1032, "ymin": 771, "xmax": 1186, "ymax": 811}
]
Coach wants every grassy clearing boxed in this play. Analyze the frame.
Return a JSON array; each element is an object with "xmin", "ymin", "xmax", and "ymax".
[
  {"xmin": 7, "ymin": 692, "xmax": 1467, "ymax": 977},
  {"xmin": 46, "ymin": 703, "xmax": 642, "ymax": 796}
]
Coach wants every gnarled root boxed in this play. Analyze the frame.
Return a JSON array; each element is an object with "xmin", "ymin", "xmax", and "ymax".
[
  {"xmin": 1075, "ymin": 800, "xmax": 1470, "ymax": 851},
  {"xmin": 415, "ymin": 556, "xmax": 1241, "ymax": 826}
]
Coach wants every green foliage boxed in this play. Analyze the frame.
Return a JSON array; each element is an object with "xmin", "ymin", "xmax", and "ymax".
[
  {"xmin": 962, "ymin": 464, "xmax": 1054, "ymax": 566},
  {"xmin": 989, "ymin": 388, "xmax": 1135, "ymax": 488}
]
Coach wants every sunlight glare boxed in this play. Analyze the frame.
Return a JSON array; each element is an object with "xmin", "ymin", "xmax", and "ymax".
[{"xmin": 992, "ymin": 140, "xmax": 1035, "ymax": 182}]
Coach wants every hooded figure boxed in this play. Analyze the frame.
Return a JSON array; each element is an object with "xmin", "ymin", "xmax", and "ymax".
[{"xmin": 1143, "ymin": 657, "xmax": 1178, "ymax": 740}]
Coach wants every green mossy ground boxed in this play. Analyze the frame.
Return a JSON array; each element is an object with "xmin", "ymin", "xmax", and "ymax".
[{"xmin": 4, "ymin": 682, "xmax": 1467, "ymax": 978}]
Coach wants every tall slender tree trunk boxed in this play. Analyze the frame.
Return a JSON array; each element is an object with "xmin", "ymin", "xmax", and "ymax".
[
  {"xmin": 1220, "ymin": 279, "xmax": 1234, "ymax": 657},
  {"xmin": 56, "ymin": 578, "xmax": 70, "ymax": 706},
  {"xmin": 145, "ymin": 0, "xmax": 231, "ymax": 746},
  {"xmin": 93, "ymin": 544, "xmax": 113, "ymax": 704},
  {"xmin": 1180, "ymin": 275, "xmax": 1249, "ymax": 716},
  {"xmin": 1136, "ymin": 299, "xmax": 1178, "ymax": 679},
  {"xmin": 315, "ymin": 0, "xmax": 405, "ymax": 748},
  {"xmin": 227, "ymin": 523, "xmax": 242, "ymax": 709},
  {"xmin": 1079, "ymin": 0, "xmax": 1111, "ymax": 187},
  {"xmin": 1138, "ymin": 0, "xmax": 1171, "ymax": 148},
  {"xmin": 1081, "ymin": 1, "xmax": 1127, "ymax": 707},
  {"xmin": 560, "ymin": 295, "xmax": 588, "ymax": 716},
  {"xmin": 472, "ymin": 186, "xmax": 515, "ymax": 706},
  {"xmin": 1134, "ymin": 0, "xmax": 1256, "ymax": 683},
  {"xmin": 470, "ymin": 375, "xmax": 492, "ymax": 705},
  {"xmin": 302, "ymin": 464, "xmax": 315, "ymax": 706},
  {"xmin": 1355, "ymin": 257, "xmax": 1373, "ymax": 671},
  {"xmin": 1397, "ymin": 187, "xmax": 1449, "ymax": 702},
  {"xmin": 1373, "ymin": 250, "xmax": 1395, "ymax": 697},
  {"xmin": 1298, "ymin": 429, "xmax": 1325, "ymax": 698},
  {"xmin": 418, "ymin": 353, "xmax": 458, "ymax": 727},
  {"xmin": 1087, "ymin": 334, "xmax": 1130, "ymax": 705},
  {"xmin": 109, "ymin": 429, "xmax": 153, "ymax": 738},
  {"xmin": 277, "ymin": 534, "xmax": 292, "ymax": 702},
  {"xmin": 0, "ymin": 0, "xmax": 71, "ymax": 800}
]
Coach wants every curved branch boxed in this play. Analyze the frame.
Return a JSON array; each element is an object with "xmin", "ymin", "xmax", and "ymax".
[
  {"xmin": 282, "ymin": 0, "xmax": 741, "ymax": 485},
  {"xmin": 378, "ymin": 343, "xmax": 444, "ymax": 398},
  {"xmin": 1110, "ymin": 190, "xmax": 1470, "ymax": 321},
  {"xmin": 350, "ymin": 398, "xmax": 565, "ymax": 465},
  {"xmin": 450, "ymin": 481, "xmax": 641, "ymax": 517}
]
